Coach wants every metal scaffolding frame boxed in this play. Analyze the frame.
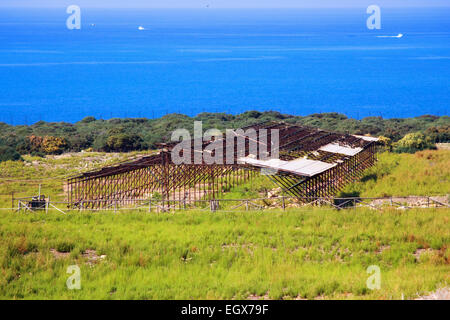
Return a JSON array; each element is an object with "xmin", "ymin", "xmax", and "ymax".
[{"xmin": 66, "ymin": 122, "xmax": 379, "ymax": 209}]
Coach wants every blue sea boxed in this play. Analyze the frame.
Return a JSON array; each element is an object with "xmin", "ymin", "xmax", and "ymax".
[{"xmin": 0, "ymin": 8, "xmax": 449, "ymax": 124}]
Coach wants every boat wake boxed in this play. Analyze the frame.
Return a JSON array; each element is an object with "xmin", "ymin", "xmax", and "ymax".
[{"xmin": 376, "ymin": 33, "xmax": 403, "ymax": 38}]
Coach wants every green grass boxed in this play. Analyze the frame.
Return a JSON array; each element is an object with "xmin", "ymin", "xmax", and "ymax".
[
  {"xmin": 340, "ymin": 150, "xmax": 450, "ymax": 198},
  {"xmin": 0, "ymin": 208, "xmax": 449, "ymax": 300}
]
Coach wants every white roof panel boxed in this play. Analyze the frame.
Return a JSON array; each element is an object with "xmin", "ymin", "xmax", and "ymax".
[
  {"xmin": 238, "ymin": 157, "xmax": 288, "ymax": 167},
  {"xmin": 278, "ymin": 158, "xmax": 336, "ymax": 176},
  {"xmin": 353, "ymin": 135, "xmax": 379, "ymax": 142},
  {"xmin": 319, "ymin": 143, "xmax": 363, "ymax": 156},
  {"xmin": 238, "ymin": 157, "xmax": 336, "ymax": 177}
]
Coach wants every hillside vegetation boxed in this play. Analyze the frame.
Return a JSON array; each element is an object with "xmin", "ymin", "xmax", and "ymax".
[{"xmin": 0, "ymin": 112, "xmax": 448, "ymax": 158}]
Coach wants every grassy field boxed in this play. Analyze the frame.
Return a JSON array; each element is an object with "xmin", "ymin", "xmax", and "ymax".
[
  {"xmin": 340, "ymin": 150, "xmax": 450, "ymax": 198},
  {"xmin": 0, "ymin": 150, "xmax": 449, "ymax": 299},
  {"xmin": 0, "ymin": 208, "xmax": 449, "ymax": 300}
]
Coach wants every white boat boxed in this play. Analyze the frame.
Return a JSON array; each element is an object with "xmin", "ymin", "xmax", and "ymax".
[{"xmin": 138, "ymin": 26, "xmax": 145, "ymax": 31}]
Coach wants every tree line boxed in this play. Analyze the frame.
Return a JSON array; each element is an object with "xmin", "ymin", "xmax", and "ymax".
[{"xmin": 0, "ymin": 111, "xmax": 449, "ymax": 162}]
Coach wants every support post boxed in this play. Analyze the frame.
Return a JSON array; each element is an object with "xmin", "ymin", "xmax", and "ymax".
[{"xmin": 45, "ymin": 196, "xmax": 49, "ymax": 214}]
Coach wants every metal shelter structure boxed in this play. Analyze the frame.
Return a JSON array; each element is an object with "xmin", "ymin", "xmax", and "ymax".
[{"xmin": 66, "ymin": 122, "xmax": 379, "ymax": 209}]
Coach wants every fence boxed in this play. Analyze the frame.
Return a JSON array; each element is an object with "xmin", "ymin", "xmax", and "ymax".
[{"xmin": 7, "ymin": 194, "xmax": 450, "ymax": 214}]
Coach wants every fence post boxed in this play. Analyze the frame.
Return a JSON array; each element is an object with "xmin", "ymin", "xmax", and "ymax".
[
  {"xmin": 245, "ymin": 200, "xmax": 249, "ymax": 211},
  {"xmin": 11, "ymin": 192, "xmax": 14, "ymax": 211},
  {"xmin": 148, "ymin": 199, "xmax": 152, "ymax": 213},
  {"xmin": 114, "ymin": 200, "xmax": 117, "ymax": 213},
  {"xmin": 282, "ymin": 196, "xmax": 286, "ymax": 211},
  {"xmin": 45, "ymin": 196, "xmax": 49, "ymax": 214}
]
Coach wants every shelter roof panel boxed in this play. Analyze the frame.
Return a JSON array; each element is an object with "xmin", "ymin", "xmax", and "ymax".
[{"xmin": 319, "ymin": 143, "xmax": 363, "ymax": 156}]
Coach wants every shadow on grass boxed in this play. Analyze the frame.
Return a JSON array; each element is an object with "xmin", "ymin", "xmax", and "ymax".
[
  {"xmin": 334, "ymin": 191, "xmax": 361, "ymax": 208},
  {"xmin": 361, "ymin": 173, "xmax": 378, "ymax": 183}
]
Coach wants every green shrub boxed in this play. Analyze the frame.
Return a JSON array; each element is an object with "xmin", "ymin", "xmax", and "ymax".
[
  {"xmin": 393, "ymin": 132, "xmax": 436, "ymax": 153},
  {"xmin": 56, "ymin": 241, "xmax": 75, "ymax": 253},
  {"xmin": 0, "ymin": 145, "xmax": 22, "ymax": 162}
]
